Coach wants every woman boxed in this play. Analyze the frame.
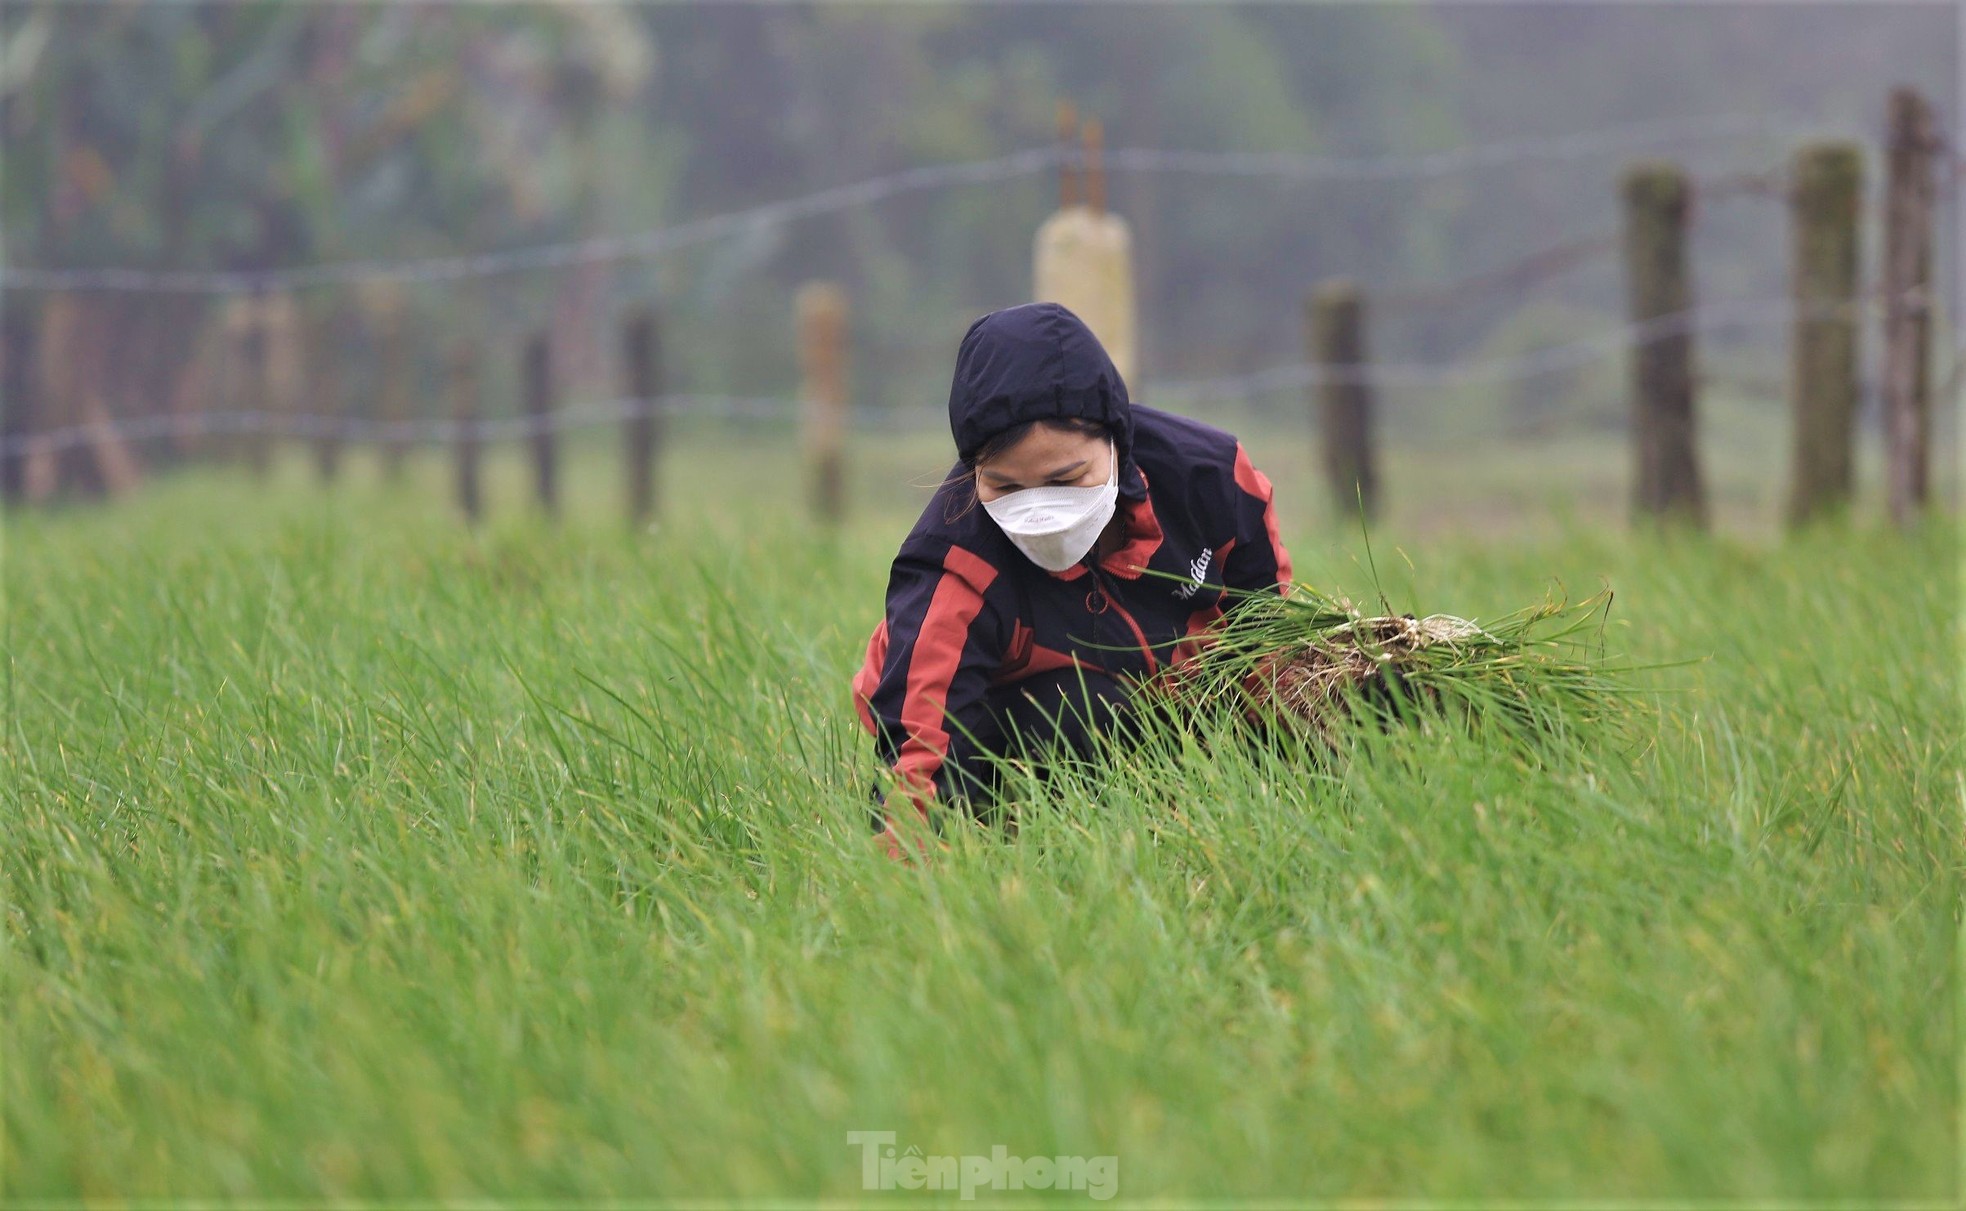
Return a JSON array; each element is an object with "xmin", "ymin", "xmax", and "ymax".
[{"xmin": 852, "ymin": 302, "xmax": 1293, "ymax": 854}]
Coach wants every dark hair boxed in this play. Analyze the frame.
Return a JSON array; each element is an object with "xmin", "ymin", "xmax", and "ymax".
[
  {"xmin": 941, "ymin": 417, "xmax": 1113, "ymax": 522},
  {"xmin": 969, "ymin": 417, "xmax": 1111, "ymax": 469}
]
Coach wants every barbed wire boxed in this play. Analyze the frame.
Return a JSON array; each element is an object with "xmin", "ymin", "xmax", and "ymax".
[
  {"xmin": 0, "ymin": 148, "xmax": 1066, "ymax": 295},
  {"xmin": 0, "ymin": 113, "xmax": 1863, "ymax": 296},
  {"xmin": 1102, "ymin": 113, "xmax": 1849, "ymax": 182},
  {"xmin": 14, "ymin": 291, "xmax": 1938, "ymax": 461},
  {"xmin": 1151, "ymin": 294, "xmax": 1917, "ymax": 399},
  {"xmin": 0, "ymin": 395, "xmax": 802, "ymax": 460},
  {"xmin": 1369, "ymin": 145, "xmax": 1963, "ymax": 315},
  {"xmin": 1371, "ymin": 231, "xmax": 1622, "ymax": 312}
]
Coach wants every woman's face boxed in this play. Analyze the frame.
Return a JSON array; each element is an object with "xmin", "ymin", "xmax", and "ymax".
[{"xmin": 973, "ymin": 424, "xmax": 1113, "ymax": 504}]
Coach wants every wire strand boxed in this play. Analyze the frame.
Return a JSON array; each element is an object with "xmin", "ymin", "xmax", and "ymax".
[
  {"xmin": 0, "ymin": 113, "xmax": 1861, "ymax": 296},
  {"xmin": 11, "ymin": 291, "xmax": 1932, "ymax": 460}
]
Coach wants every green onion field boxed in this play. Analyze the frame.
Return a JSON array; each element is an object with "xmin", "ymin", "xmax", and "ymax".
[{"xmin": 4, "ymin": 431, "xmax": 1958, "ymax": 1201}]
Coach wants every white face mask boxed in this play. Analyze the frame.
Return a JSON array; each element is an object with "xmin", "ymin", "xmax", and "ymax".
[{"xmin": 981, "ymin": 442, "xmax": 1120, "ymax": 572}]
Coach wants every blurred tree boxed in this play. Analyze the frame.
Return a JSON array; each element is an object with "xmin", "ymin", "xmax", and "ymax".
[{"xmin": 0, "ymin": 1, "xmax": 1947, "ymax": 454}]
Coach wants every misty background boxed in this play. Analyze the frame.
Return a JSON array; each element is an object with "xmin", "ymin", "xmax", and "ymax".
[{"xmin": 2, "ymin": 2, "xmax": 1958, "ymax": 479}]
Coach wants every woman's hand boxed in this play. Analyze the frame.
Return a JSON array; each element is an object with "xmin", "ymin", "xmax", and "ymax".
[{"xmin": 874, "ymin": 803, "xmax": 946, "ymax": 866}]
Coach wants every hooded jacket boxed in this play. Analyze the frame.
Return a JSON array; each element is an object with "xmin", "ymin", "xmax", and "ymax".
[{"xmin": 852, "ymin": 303, "xmax": 1293, "ymax": 815}]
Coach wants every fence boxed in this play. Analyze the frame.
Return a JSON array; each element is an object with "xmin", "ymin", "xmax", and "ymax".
[{"xmin": 2, "ymin": 95, "xmax": 1959, "ymax": 534}]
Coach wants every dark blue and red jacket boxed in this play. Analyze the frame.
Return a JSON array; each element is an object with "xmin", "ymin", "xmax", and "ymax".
[{"xmin": 851, "ymin": 303, "xmax": 1293, "ymax": 821}]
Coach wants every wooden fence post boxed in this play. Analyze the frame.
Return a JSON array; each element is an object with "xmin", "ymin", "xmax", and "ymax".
[
  {"xmin": 1621, "ymin": 161, "xmax": 1707, "ymax": 527},
  {"xmin": 622, "ymin": 306, "xmax": 662, "ymax": 528},
  {"xmin": 797, "ymin": 282, "xmax": 849, "ymax": 526},
  {"xmin": 1308, "ymin": 279, "xmax": 1380, "ymax": 523},
  {"xmin": 1032, "ymin": 116, "xmax": 1138, "ymax": 386},
  {"xmin": 1083, "ymin": 116, "xmax": 1107, "ymax": 217},
  {"xmin": 24, "ymin": 294, "xmax": 73, "ymax": 500},
  {"xmin": 451, "ymin": 342, "xmax": 482, "ymax": 524},
  {"xmin": 1883, "ymin": 87, "xmax": 1936, "ymax": 528},
  {"xmin": 1056, "ymin": 100, "xmax": 1081, "ymax": 208},
  {"xmin": 28, "ymin": 295, "xmax": 137, "ymax": 499},
  {"xmin": 525, "ymin": 331, "xmax": 558, "ymax": 519},
  {"xmin": 1786, "ymin": 142, "xmax": 1864, "ymax": 527}
]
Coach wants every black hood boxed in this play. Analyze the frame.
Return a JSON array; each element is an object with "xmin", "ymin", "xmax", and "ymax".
[{"xmin": 947, "ymin": 303, "xmax": 1136, "ymax": 487}]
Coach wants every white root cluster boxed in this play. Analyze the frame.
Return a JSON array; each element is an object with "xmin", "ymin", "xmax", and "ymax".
[{"xmin": 1253, "ymin": 612, "xmax": 1490, "ymax": 730}]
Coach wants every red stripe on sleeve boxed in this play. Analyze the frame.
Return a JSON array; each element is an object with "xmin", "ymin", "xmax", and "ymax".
[
  {"xmin": 1232, "ymin": 443, "xmax": 1294, "ymax": 590},
  {"xmin": 891, "ymin": 546, "xmax": 999, "ymax": 813},
  {"xmin": 851, "ymin": 621, "xmax": 889, "ymax": 734}
]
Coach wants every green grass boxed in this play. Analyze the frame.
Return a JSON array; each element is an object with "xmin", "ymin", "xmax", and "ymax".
[{"xmin": 2, "ymin": 431, "xmax": 1959, "ymax": 1202}]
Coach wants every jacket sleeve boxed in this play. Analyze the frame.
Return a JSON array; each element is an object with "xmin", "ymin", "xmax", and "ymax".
[
  {"xmin": 854, "ymin": 541, "xmax": 1008, "ymax": 819},
  {"xmin": 1220, "ymin": 443, "xmax": 1294, "ymax": 597}
]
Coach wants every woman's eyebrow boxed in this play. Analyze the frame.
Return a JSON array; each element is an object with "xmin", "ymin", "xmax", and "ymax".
[{"xmin": 981, "ymin": 459, "xmax": 1086, "ymax": 485}]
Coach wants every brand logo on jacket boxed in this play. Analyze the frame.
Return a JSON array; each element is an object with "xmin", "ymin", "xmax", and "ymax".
[{"xmin": 1173, "ymin": 547, "xmax": 1213, "ymax": 600}]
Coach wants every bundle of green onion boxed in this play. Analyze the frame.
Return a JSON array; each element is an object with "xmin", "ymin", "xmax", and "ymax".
[{"xmin": 1160, "ymin": 583, "xmax": 1639, "ymax": 746}]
